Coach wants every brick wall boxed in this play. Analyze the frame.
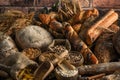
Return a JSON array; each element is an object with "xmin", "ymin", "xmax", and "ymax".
[
  {"xmin": 0, "ymin": 0, "xmax": 58, "ymax": 13},
  {"xmin": 0, "ymin": 0, "xmax": 91, "ymax": 13},
  {"xmin": 0, "ymin": 0, "xmax": 120, "ymax": 7},
  {"xmin": 0, "ymin": 0, "xmax": 120, "ymax": 13},
  {"xmin": 0, "ymin": 0, "xmax": 58, "ymax": 6},
  {"xmin": 93, "ymin": 0, "xmax": 120, "ymax": 8},
  {"xmin": 0, "ymin": 0, "xmax": 91, "ymax": 7}
]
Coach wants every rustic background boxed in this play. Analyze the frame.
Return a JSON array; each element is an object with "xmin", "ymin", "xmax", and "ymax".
[
  {"xmin": 0, "ymin": 0, "xmax": 90, "ymax": 7},
  {"xmin": 93, "ymin": 0, "xmax": 120, "ymax": 8},
  {"xmin": 0, "ymin": 0, "xmax": 120, "ymax": 13}
]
